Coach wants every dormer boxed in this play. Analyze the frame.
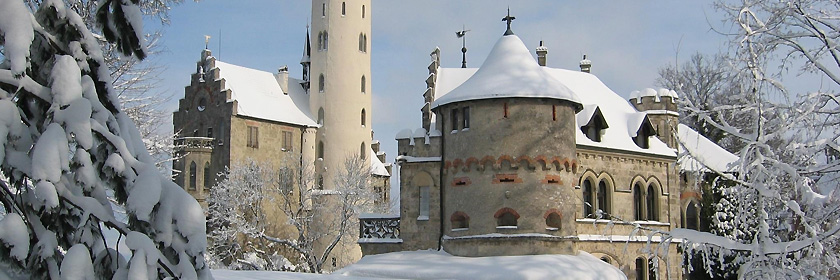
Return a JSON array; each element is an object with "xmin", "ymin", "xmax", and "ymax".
[
  {"xmin": 578, "ymin": 106, "xmax": 608, "ymax": 142},
  {"xmin": 628, "ymin": 113, "xmax": 657, "ymax": 149}
]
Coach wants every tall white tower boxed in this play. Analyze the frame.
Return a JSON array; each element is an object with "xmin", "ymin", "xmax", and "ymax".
[{"xmin": 309, "ymin": 0, "xmax": 372, "ymax": 189}]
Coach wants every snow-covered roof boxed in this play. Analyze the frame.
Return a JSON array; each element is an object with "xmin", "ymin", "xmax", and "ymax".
[
  {"xmin": 335, "ymin": 250, "xmax": 626, "ymax": 280},
  {"xmin": 369, "ymin": 148, "xmax": 390, "ymax": 177},
  {"xmin": 432, "ymin": 35, "xmax": 581, "ymax": 110},
  {"xmin": 629, "ymin": 88, "xmax": 678, "ymax": 103},
  {"xmin": 677, "ymin": 124, "xmax": 739, "ymax": 173},
  {"xmin": 214, "ymin": 61, "xmax": 317, "ymax": 127}
]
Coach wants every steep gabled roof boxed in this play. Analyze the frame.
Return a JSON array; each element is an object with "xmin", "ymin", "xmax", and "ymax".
[
  {"xmin": 214, "ymin": 61, "xmax": 317, "ymax": 127},
  {"xmin": 677, "ymin": 124, "xmax": 739, "ymax": 172}
]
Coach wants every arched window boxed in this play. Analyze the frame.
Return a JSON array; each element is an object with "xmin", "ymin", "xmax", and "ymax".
[
  {"xmin": 203, "ymin": 162, "xmax": 211, "ymax": 191},
  {"xmin": 318, "ymin": 32, "xmax": 323, "ymax": 50},
  {"xmin": 189, "ymin": 162, "xmax": 197, "ymax": 190},
  {"xmin": 318, "ymin": 108, "xmax": 325, "ymax": 125},
  {"xmin": 451, "ymin": 212, "xmax": 469, "ymax": 229},
  {"xmin": 545, "ymin": 210, "xmax": 562, "ymax": 230},
  {"xmin": 321, "ymin": 3, "xmax": 326, "ymax": 17},
  {"xmin": 318, "ymin": 74, "xmax": 325, "ymax": 92},
  {"xmin": 582, "ymin": 179, "xmax": 594, "ymax": 218},
  {"xmin": 359, "ymin": 33, "xmax": 365, "ymax": 52},
  {"xmin": 649, "ymin": 258, "xmax": 658, "ymax": 280},
  {"xmin": 360, "ymin": 142, "xmax": 366, "ymax": 159},
  {"xmin": 646, "ymin": 185, "xmax": 658, "ymax": 221},
  {"xmin": 636, "ymin": 257, "xmax": 647, "ymax": 280},
  {"xmin": 361, "ymin": 75, "xmax": 366, "ymax": 93},
  {"xmin": 323, "ymin": 31, "xmax": 328, "ymax": 50},
  {"xmin": 363, "ymin": 34, "xmax": 367, "ymax": 52},
  {"xmin": 317, "ymin": 141, "xmax": 324, "ymax": 159},
  {"xmin": 597, "ymin": 180, "xmax": 609, "ymax": 218},
  {"xmin": 633, "ymin": 183, "xmax": 644, "ymax": 220},
  {"xmin": 341, "ymin": 2, "xmax": 346, "ymax": 15},
  {"xmin": 360, "ymin": 109, "xmax": 366, "ymax": 126},
  {"xmin": 686, "ymin": 201, "xmax": 700, "ymax": 230},
  {"xmin": 361, "ymin": 5, "xmax": 365, "ymax": 18},
  {"xmin": 495, "ymin": 208, "xmax": 519, "ymax": 227}
]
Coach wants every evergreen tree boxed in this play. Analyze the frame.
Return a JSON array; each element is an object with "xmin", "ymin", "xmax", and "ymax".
[{"xmin": 0, "ymin": 0, "xmax": 209, "ymax": 278}]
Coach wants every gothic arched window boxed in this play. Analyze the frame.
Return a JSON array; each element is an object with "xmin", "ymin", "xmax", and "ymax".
[
  {"xmin": 685, "ymin": 201, "xmax": 700, "ymax": 230},
  {"xmin": 361, "ymin": 108, "xmax": 366, "ymax": 126},
  {"xmin": 318, "ymin": 108, "xmax": 325, "ymax": 125},
  {"xmin": 361, "ymin": 5, "xmax": 365, "ymax": 18},
  {"xmin": 582, "ymin": 179, "xmax": 594, "ymax": 218},
  {"xmin": 597, "ymin": 180, "xmax": 610, "ymax": 218},
  {"xmin": 633, "ymin": 183, "xmax": 644, "ymax": 220},
  {"xmin": 341, "ymin": 2, "xmax": 345, "ymax": 15},
  {"xmin": 318, "ymin": 74, "xmax": 325, "ymax": 92},
  {"xmin": 647, "ymin": 185, "xmax": 658, "ymax": 221},
  {"xmin": 360, "ymin": 142, "xmax": 366, "ymax": 159},
  {"xmin": 203, "ymin": 162, "xmax": 211, "ymax": 191},
  {"xmin": 317, "ymin": 141, "xmax": 324, "ymax": 160},
  {"xmin": 636, "ymin": 257, "xmax": 647, "ymax": 280},
  {"xmin": 361, "ymin": 75, "xmax": 366, "ymax": 93}
]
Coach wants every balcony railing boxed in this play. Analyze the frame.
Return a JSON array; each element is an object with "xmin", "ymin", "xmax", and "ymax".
[
  {"xmin": 359, "ymin": 214, "xmax": 401, "ymax": 243},
  {"xmin": 174, "ymin": 137, "xmax": 215, "ymax": 152}
]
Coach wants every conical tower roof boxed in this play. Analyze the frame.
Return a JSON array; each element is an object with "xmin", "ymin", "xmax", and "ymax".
[{"xmin": 432, "ymin": 34, "xmax": 581, "ymax": 111}]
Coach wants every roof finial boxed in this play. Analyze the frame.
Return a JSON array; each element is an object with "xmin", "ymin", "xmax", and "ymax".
[
  {"xmin": 502, "ymin": 7, "xmax": 516, "ymax": 36},
  {"xmin": 456, "ymin": 25, "xmax": 470, "ymax": 68},
  {"xmin": 204, "ymin": 35, "xmax": 211, "ymax": 49}
]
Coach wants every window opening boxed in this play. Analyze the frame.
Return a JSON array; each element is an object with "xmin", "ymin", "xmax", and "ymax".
[
  {"xmin": 361, "ymin": 75, "xmax": 366, "ymax": 92},
  {"xmin": 583, "ymin": 180, "xmax": 593, "ymax": 218},
  {"xmin": 503, "ymin": 102, "xmax": 508, "ymax": 118},
  {"xmin": 317, "ymin": 141, "xmax": 324, "ymax": 159},
  {"xmin": 496, "ymin": 208, "xmax": 518, "ymax": 227},
  {"xmin": 189, "ymin": 162, "xmax": 197, "ymax": 190},
  {"xmin": 636, "ymin": 258, "xmax": 647, "ymax": 280},
  {"xmin": 341, "ymin": 2, "xmax": 345, "ymax": 15},
  {"xmin": 552, "ymin": 105, "xmax": 557, "ymax": 121},
  {"xmin": 451, "ymin": 212, "xmax": 469, "ymax": 229},
  {"xmin": 419, "ymin": 186, "xmax": 430, "ymax": 219},
  {"xmin": 462, "ymin": 107, "xmax": 470, "ymax": 129},
  {"xmin": 321, "ymin": 3, "xmax": 325, "ymax": 16},
  {"xmin": 646, "ymin": 185, "xmax": 658, "ymax": 221},
  {"xmin": 633, "ymin": 183, "xmax": 644, "ymax": 220},
  {"xmin": 203, "ymin": 163, "xmax": 211, "ymax": 191},
  {"xmin": 247, "ymin": 126, "xmax": 259, "ymax": 148},
  {"xmin": 319, "ymin": 74, "xmax": 325, "ymax": 92},
  {"xmin": 686, "ymin": 201, "xmax": 699, "ymax": 230},
  {"xmin": 362, "ymin": 5, "xmax": 365, "ymax": 18},
  {"xmin": 318, "ymin": 108, "xmax": 325, "ymax": 125},
  {"xmin": 360, "ymin": 142, "xmax": 366, "ymax": 159},
  {"xmin": 206, "ymin": 127, "xmax": 213, "ymax": 138},
  {"xmin": 597, "ymin": 180, "xmax": 609, "ymax": 218},
  {"xmin": 545, "ymin": 212, "xmax": 562, "ymax": 229},
  {"xmin": 450, "ymin": 108, "xmax": 459, "ymax": 131},
  {"xmin": 361, "ymin": 109, "xmax": 366, "ymax": 126},
  {"xmin": 282, "ymin": 131, "xmax": 292, "ymax": 151}
]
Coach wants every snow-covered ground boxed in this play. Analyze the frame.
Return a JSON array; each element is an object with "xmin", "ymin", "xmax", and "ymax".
[{"xmin": 212, "ymin": 250, "xmax": 627, "ymax": 280}]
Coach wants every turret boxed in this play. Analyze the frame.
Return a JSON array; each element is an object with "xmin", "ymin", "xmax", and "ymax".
[{"xmin": 629, "ymin": 88, "xmax": 679, "ymax": 149}]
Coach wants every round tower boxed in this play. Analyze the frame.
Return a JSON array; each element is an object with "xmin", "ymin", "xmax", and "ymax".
[
  {"xmin": 309, "ymin": 0, "xmax": 372, "ymax": 188},
  {"xmin": 432, "ymin": 28, "xmax": 583, "ymax": 257},
  {"xmin": 629, "ymin": 88, "xmax": 679, "ymax": 149}
]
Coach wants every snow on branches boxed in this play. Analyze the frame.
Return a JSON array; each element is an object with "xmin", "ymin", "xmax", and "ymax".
[{"xmin": 0, "ymin": 0, "xmax": 208, "ymax": 279}]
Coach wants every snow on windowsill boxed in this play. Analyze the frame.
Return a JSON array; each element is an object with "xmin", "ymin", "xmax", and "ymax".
[
  {"xmin": 545, "ymin": 227, "xmax": 559, "ymax": 231},
  {"xmin": 358, "ymin": 238, "xmax": 403, "ymax": 244},
  {"xmin": 395, "ymin": 155, "xmax": 441, "ymax": 163},
  {"xmin": 575, "ymin": 218, "xmax": 670, "ymax": 227},
  {"xmin": 496, "ymin": 226, "xmax": 518, "ymax": 230},
  {"xmin": 450, "ymin": 130, "xmax": 458, "ymax": 134},
  {"xmin": 450, "ymin": 228, "xmax": 469, "ymax": 232},
  {"xmin": 359, "ymin": 213, "xmax": 399, "ymax": 219},
  {"xmin": 417, "ymin": 216, "xmax": 429, "ymax": 221},
  {"xmin": 462, "ymin": 127, "xmax": 470, "ymax": 131}
]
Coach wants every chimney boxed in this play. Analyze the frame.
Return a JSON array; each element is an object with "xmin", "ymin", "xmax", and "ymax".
[
  {"xmin": 579, "ymin": 54, "xmax": 592, "ymax": 73},
  {"xmin": 536, "ymin": 41, "xmax": 548, "ymax": 67},
  {"xmin": 277, "ymin": 66, "xmax": 289, "ymax": 94}
]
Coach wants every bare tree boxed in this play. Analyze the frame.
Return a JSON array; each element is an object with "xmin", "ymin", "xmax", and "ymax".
[
  {"xmin": 664, "ymin": 0, "xmax": 840, "ymax": 279},
  {"xmin": 207, "ymin": 154, "xmax": 376, "ymax": 273}
]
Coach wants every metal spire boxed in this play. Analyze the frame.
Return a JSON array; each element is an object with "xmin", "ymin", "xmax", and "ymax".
[
  {"xmin": 502, "ymin": 7, "xmax": 516, "ymax": 35},
  {"xmin": 456, "ymin": 25, "xmax": 470, "ymax": 68}
]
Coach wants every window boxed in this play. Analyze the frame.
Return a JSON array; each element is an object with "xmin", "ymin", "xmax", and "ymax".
[
  {"xmin": 363, "ymin": 34, "xmax": 367, "ymax": 52},
  {"xmin": 360, "ymin": 142, "xmax": 366, "ymax": 159},
  {"xmin": 646, "ymin": 185, "xmax": 658, "ymax": 221},
  {"xmin": 361, "ymin": 5, "xmax": 365, "ymax": 18},
  {"xmin": 545, "ymin": 211, "xmax": 562, "ymax": 229},
  {"xmin": 636, "ymin": 257, "xmax": 647, "ymax": 280},
  {"xmin": 633, "ymin": 183, "xmax": 644, "ymax": 220},
  {"xmin": 582, "ymin": 179, "xmax": 594, "ymax": 218},
  {"xmin": 341, "ymin": 2, "xmax": 345, "ymax": 15},
  {"xmin": 419, "ymin": 186, "xmax": 430, "ymax": 219},
  {"xmin": 552, "ymin": 105, "xmax": 556, "ymax": 121},
  {"xmin": 597, "ymin": 180, "xmax": 609, "ymax": 218},
  {"xmin": 197, "ymin": 98, "xmax": 206, "ymax": 111},
  {"xmin": 361, "ymin": 75, "xmax": 366, "ymax": 93},
  {"xmin": 600, "ymin": 256, "xmax": 611, "ymax": 264},
  {"xmin": 318, "ymin": 32, "xmax": 323, "ymax": 50},
  {"xmin": 503, "ymin": 102, "xmax": 508, "ymax": 118},
  {"xmin": 203, "ymin": 162, "xmax": 211, "ymax": 191},
  {"xmin": 361, "ymin": 109, "xmax": 366, "ymax": 126},
  {"xmin": 321, "ymin": 3, "xmax": 325, "ymax": 16},
  {"xmin": 495, "ymin": 207, "xmax": 519, "ymax": 227},
  {"xmin": 451, "ymin": 212, "xmax": 469, "ymax": 229},
  {"xmin": 279, "ymin": 167, "xmax": 293, "ymax": 194},
  {"xmin": 649, "ymin": 259, "xmax": 658, "ymax": 280},
  {"xmin": 206, "ymin": 127, "xmax": 213, "ymax": 138},
  {"xmin": 317, "ymin": 175, "xmax": 324, "ymax": 190},
  {"xmin": 189, "ymin": 162, "xmax": 197, "ymax": 190},
  {"xmin": 318, "ymin": 108, "xmax": 325, "ymax": 125},
  {"xmin": 633, "ymin": 133, "xmax": 650, "ymax": 149},
  {"xmin": 685, "ymin": 201, "xmax": 700, "ymax": 230},
  {"xmin": 247, "ymin": 126, "xmax": 259, "ymax": 148},
  {"xmin": 450, "ymin": 109, "xmax": 459, "ymax": 131},
  {"xmin": 282, "ymin": 131, "xmax": 293, "ymax": 151},
  {"xmin": 323, "ymin": 31, "xmax": 328, "ymax": 50},
  {"xmin": 462, "ymin": 107, "xmax": 470, "ymax": 129},
  {"xmin": 317, "ymin": 141, "xmax": 324, "ymax": 159},
  {"xmin": 318, "ymin": 74, "xmax": 325, "ymax": 92}
]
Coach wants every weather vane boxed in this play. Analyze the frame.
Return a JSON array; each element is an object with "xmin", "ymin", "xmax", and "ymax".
[
  {"xmin": 456, "ymin": 25, "xmax": 470, "ymax": 68},
  {"xmin": 502, "ymin": 7, "xmax": 516, "ymax": 35},
  {"xmin": 204, "ymin": 35, "xmax": 211, "ymax": 49}
]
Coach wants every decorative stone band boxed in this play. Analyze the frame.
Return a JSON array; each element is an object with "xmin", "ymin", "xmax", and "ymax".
[
  {"xmin": 174, "ymin": 137, "xmax": 215, "ymax": 152},
  {"xmin": 444, "ymin": 155, "xmax": 578, "ymax": 174}
]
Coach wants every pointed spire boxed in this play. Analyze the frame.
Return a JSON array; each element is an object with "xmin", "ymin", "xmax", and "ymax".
[
  {"xmin": 456, "ymin": 25, "xmax": 470, "ymax": 68},
  {"xmin": 301, "ymin": 24, "xmax": 311, "ymax": 64},
  {"xmin": 502, "ymin": 8, "xmax": 516, "ymax": 36}
]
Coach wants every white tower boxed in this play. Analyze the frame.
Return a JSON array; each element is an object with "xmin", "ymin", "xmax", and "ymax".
[{"xmin": 309, "ymin": 0, "xmax": 372, "ymax": 189}]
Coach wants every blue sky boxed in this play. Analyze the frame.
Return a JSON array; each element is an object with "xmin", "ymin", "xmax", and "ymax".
[{"xmin": 148, "ymin": 0, "xmax": 732, "ymax": 170}]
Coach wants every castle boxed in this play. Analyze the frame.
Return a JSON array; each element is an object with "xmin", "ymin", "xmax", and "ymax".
[
  {"xmin": 172, "ymin": 0, "xmax": 389, "ymax": 268},
  {"xmin": 357, "ymin": 14, "xmax": 737, "ymax": 280}
]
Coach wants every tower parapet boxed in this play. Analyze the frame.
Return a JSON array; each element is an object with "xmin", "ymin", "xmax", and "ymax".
[{"xmin": 629, "ymin": 88, "xmax": 679, "ymax": 149}]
